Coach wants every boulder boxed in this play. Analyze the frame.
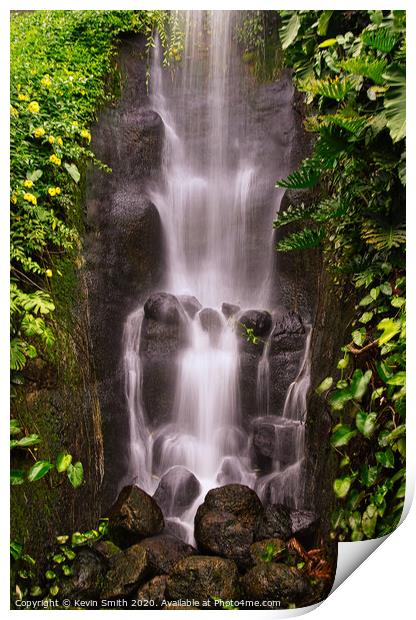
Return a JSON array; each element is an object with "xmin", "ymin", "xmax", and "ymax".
[
  {"xmin": 221, "ymin": 302, "xmax": 240, "ymax": 319},
  {"xmin": 178, "ymin": 295, "xmax": 202, "ymax": 319},
  {"xmin": 198, "ymin": 307, "xmax": 223, "ymax": 344},
  {"xmin": 100, "ymin": 545, "xmax": 150, "ymax": 600},
  {"xmin": 194, "ymin": 484, "xmax": 264, "ymax": 567},
  {"xmin": 144, "ymin": 292, "xmax": 187, "ymax": 327},
  {"xmin": 166, "ymin": 556, "xmax": 239, "ymax": 603},
  {"xmin": 249, "ymin": 538, "xmax": 287, "ymax": 565},
  {"xmin": 93, "ymin": 540, "xmax": 122, "ymax": 565},
  {"xmin": 238, "ymin": 309, "xmax": 273, "ymax": 345},
  {"xmin": 137, "ymin": 534, "xmax": 196, "ymax": 575},
  {"xmin": 251, "ymin": 417, "xmax": 302, "ymax": 471},
  {"xmin": 165, "ymin": 519, "xmax": 189, "ymax": 542},
  {"xmin": 136, "ymin": 575, "xmax": 167, "ymax": 607},
  {"xmin": 255, "ymin": 503, "xmax": 292, "ymax": 541},
  {"xmin": 290, "ymin": 510, "xmax": 319, "ymax": 549},
  {"xmin": 241, "ymin": 563, "xmax": 310, "ymax": 605},
  {"xmin": 109, "ymin": 485, "xmax": 164, "ymax": 547},
  {"xmin": 60, "ymin": 549, "xmax": 106, "ymax": 601},
  {"xmin": 153, "ymin": 466, "xmax": 201, "ymax": 517},
  {"xmin": 121, "ymin": 108, "xmax": 164, "ymax": 178}
]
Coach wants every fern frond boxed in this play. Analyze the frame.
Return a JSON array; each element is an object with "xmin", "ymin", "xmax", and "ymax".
[
  {"xmin": 276, "ymin": 159, "xmax": 320, "ymax": 189},
  {"xmin": 314, "ymin": 126, "xmax": 351, "ymax": 168},
  {"xmin": 341, "ymin": 57, "xmax": 387, "ymax": 85},
  {"xmin": 273, "ymin": 202, "xmax": 313, "ymax": 228},
  {"xmin": 276, "ymin": 228, "xmax": 325, "ymax": 252},
  {"xmin": 361, "ymin": 28, "xmax": 399, "ymax": 53},
  {"xmin": 361, "ymin": 222, "xmax": 406, "ymax": 250},
  {"xmin": 321, "ymin": 112, "xmax": 369, "ymax": 135},
  {"xmin": 300, "ymin": 76, "xmax": 354, "ymax": 101}
]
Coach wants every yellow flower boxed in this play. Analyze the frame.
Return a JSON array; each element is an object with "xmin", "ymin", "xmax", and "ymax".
[
  {"xmin": 45, "ymin": 269, "xmax": 53, "ymax": 278},
  {"xmin": 23, "ymin": 179, "xmax": 33, "ymax": 188},
  {"xmin": 48, "ymin": 135, "xmax": 55, "ymax": 144},
  {"xmin": 80, "ymin": 129, "xmax": 91, "ymax": 143},
  {"xmin": 55, "ymin": 187, "xmax": 61, "ymax": 195},
  {"xmin": 49, "ymin": 154, "xmax": 61, "ymax": 166},
  {"xmin": 57, "ymin": 137, "xmax": 63, "ymax": 146},
  {"xmin": 10, "ymin": 106, "xmax": 19, "ymax": 118},
  {"xmin": 41, "ymin": 74, "xmax": 52, "ymax": 88},
  {"xmin": 18, "ymin": 93, "xmax": 28, "ymax": 101},
  {"xmin": 48, "ymin": 187, "xmax": 56, "ymax": 197},
  {"xmin": 11, "ymin": 193, "xmax": 18, "ymax": 204},
  {"xmin": 72, "ymin": 121, "xmax": 79, "ymax": 127},
  {"xmin": 28, "ymin": 101, "xmax": 40, "ymax": 114},
  {"xmin": 23, "ymin": 192, "xmax": 37, "ymax": 205},
  {"xmin": 33, "ymin": 127, "xmax": 45, "ymax": 138}
]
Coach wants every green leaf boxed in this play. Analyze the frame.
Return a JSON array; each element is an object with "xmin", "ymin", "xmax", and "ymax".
[
  {"xmin": 337, "ymin": 354, "xmax": 350, "ymax": 369},
  {"xmin": 26, "ymin": 169, "xmax": 43, "ymax": 182},
  {"xmin": 359, "ymin": 311, "xmax": 373, "ymax": 324},
  {"xmin": 317, "ymin": 11, "xmax": 333, "ymax": 36},
  {"xmin": 276, "ymin": 159, "xmax": 320, "ymax": 189},
  {"xmin": 276, "ymin": 228, "xmax": 324, "ymax": 252},
  {"xmin": 11, "ymin": 434, "xmax": 40, "ymax": 449},
  {"xmin": 333, "ymin": 477, "xmax": 351, "ymax": 498},
  {"xmin": 341, "ymin": 57, "xmax": 387, "ymax": 85},
  {"xmin": 10, "ymin": 419, "xmax": 22, "ymax": 436},
  {"xmin": 316, "ymin": 376, "xmax": 333, "ymax": 394},
  {"xmin": 27, "ymin": 460, "xmax": 54, "ymax": 482},
  {"xmin": 67, "ymin": 461, "xmax": 84, "ymax": 488},
  {"xmin": 387, "ymin": 371, "xmax": 405, "ymax": 386},
  {"xmin": 362, "ymin": 28, "xmax": 399, "ymax": 53},
  {"xmin": 377, "ymin": 318, "xmax": 401, "ymax": 345},
  {"xmin": 45, "ymin": 570, "xmax": 56, "ymax": 580},
  {"xmin": 376, "ymin": 449, "xmax": 395, "ymax": 469},
  {"xmin": 11, "ymin": 469, "xmax": 25, "ymax": 485},
  {"xmin": 352, "ymin": 328, "xmax": 366, "ymax": 346},
  {"xmin": 10, "ymin": 541, "xmax": 23, "ymax": 560},
  {"xmin": 318, "ymin": 38, "xmax": 337, "ymax": 48},
  {"xmin": 350, "ymin": 369, "xmax": 372, "ymax": 401},
  {"xmin": 391, "ymin": 296, "xmax": 405, "ymax": 308},
  {"xmin": 360, "ymin": 464, "xmax": 378, "ymax": 487},
  {"xmin": 280, "ymin": 13, "xmax": 301, "ymax": 50},
  {"xmin": 331, "ymin": 425, "xmax": 357, "ymax": 448},
  {"xmin": 56, "ymin": 452, "xmax": 72, "ymax": 473},
  {"xmin": 362, "ymin": 504, "xmax": 378, "ymax": 538},
  {"xmin": 64, "ymin": 162, "xmax": 81, "ymax": 183},
  {"xmin": 380, "ymin": 282, "xmax": 393, "ymax": 296},
  {"xmin": 383, "ymin": 64, "xmax": 406, "ymax": 142},
  {"xmin": 329, "ymin": 388, "xmax": 353, "ymax": 411}
]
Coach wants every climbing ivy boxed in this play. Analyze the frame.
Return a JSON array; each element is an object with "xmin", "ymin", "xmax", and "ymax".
[{"xmin": 275, "ymin": 10, "xmax": 406, "ymax": 540}]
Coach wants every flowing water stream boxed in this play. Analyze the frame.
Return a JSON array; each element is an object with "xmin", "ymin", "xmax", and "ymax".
[{"xmin": 122, "ymin": 11, "xmax": 311, "ymax": 541}]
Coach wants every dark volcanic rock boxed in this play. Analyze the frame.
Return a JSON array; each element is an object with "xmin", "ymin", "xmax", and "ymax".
[
  {"xmin": 255, "ymin": 503, "xmax": 292, "ymax": 541},
  {"xmin": 100, "ymin": 545, "xmax": 150, "ymax": 600},
  {"xmin": 136, "ymin": 575, "xmax": 167, "ymax": 606},
  {"xmin": 178, "ymin": 295, "xmax": 202, "ymax": 319},
  {"xmin": 290, "ymin": 510, "xmax": 319, "ymax": 549},
  {"xmin": 141, "ymin": 293, "xmax": 188, "ymax": 428},
  {"xmin": 153, "ymin": 466, "xmax": 201, "ymax": 517},
  {"xmin": 122, "ymin": 108, "xmax": 164, "ymax": 177},
  {"xmin": 137, "ymin": 534, "xmax": 196, "ymax": 575},
  {"xmin": 194, "ymin": 484, "xmax": 264, "ymax": 567},
  {"xmin": 198, "ymin": 307, "xmax": 223, "ymax": 344},
  {"xmin": 241, "ymin": 563, "xmax": 310, "ymax": 605},
  {"xmin": 165, "ymin": 519, "xmax": 188, "ymax": 541},
  {"xmin": 93, "ymin": 540, "xmax": 122, "ymax": 565},
  {"xmin": 60, "ymin": 549, "xmax": 106, "ymax": 601},
  {"xmin": 166, "ymin": 556, "xmax": 239, "ymax": 603},
  {"xmin": 222, "ymin": 302, "xmax": 240, "ymax": 319},
  {"xmin": 238, "ymin": 309, "xmax": 273, "ymax": 340},
  {"xmin": 271, "ymin": 311, "xmax": 305, "ymax": 352},
  {"xmin": 251, "ymin": 417, "xmax": 302, "ymax": 472},
  {"xmin": 249, "ymin": 537, "xmax": 287, "ymax": 565},
  {"xmin": 109, "ymin": 485, "xmax": 164, "ymax": 547}
]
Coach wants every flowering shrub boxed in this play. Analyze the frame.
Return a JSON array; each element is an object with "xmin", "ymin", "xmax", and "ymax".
[{"xmin": 10, "ymin": 10, "xmax": 168, "ymax": 371}]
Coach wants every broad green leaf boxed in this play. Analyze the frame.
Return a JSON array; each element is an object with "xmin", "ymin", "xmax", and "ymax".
[
  {"xmin": 333, "ymin": 477, "xmax": 351, "ymax": 498},
  {"xmin": 391, "ymin": 296, "xmax": 405, "ymax": 308},
  {"xmin": 329, "ymin": 388, "xmax": 353, "ymax": 411},
  {"xmin": 387, "ymin": 371, "xmax": 406, "ymax": 386},
  {"xmin": 45, "ymin": 570, "xmax": 56, "ymax": 580},
  {"xmin": 331, "ymin": 425, "xmax": 357, "ymax": 448},
  {"xmin": 11, "ymin": 434, "xmax": 40, "ymax": 449},
  {"xmin": 67, "ymin": 461, "xmax": 84, "ymax": 488},
  {"xmin": 10, "ymin": 541, "xmax": 23, "ymax": 560},
  {"xmin": 359, "ymin": 311, "xmax": 373, "ymax": 324},
  {"xmin": 316, "ymin": 376, "xmax": 333, "ymax": 394},
  {"xmin": 10, "ymin": 419, "xmax": 22, "ymax": 436},
  {"xmin": 350, "ymin": 369, "xmax": 372, "ymax": 400},
  {"xmin": 362, "ymin": 504, "xmax": 378, "ymax": 537},
  {"xmin": 280, "ymin": 13, "xmax": 301, "ymax": 50},
  {"xmin": 64, "ymin": 162, "xmax": 81, "ymax": 183},
  {"xmin": 377, "ymin": 318, "xmax": 401, "ymax": 345},
  {"xmin": 26, "ymin": 169, "xmax": 43, "ymax": 182},
  {"xmin": 317, "ymin": 10, "xmax": 333, "ymax": 36},
  {"xmin": 11, "ymin": 469, "xmax": 25, "ymax": 485},
  {"xmin": 380, "ymin": 282, "xmax": 392, "ymax": 296},
  {"xmin": 318, "ymin": 38, "xmax": 337, "ymax": 48},
  {"xmin": 363, "ymin": 412, "xmax": 377, "ymax": 438},
  {"xmin": 383, "ymin": 64, "xmax": 405, "ymax": 142},
  {"xmin": 360, "ymin": 464, "xmax": 378, "ymax": 487},
  {"xmin": 27, "ymin": 460, "xmax": 54, "ymax": 482},
  {"xmin": 352, "ymin": 328, "xmax": 366, "ymax": 346},
  {"xmin": 337, "ymin": 354, "xmax": 350, "ymax": 369},
  {"xmin": 56, "ymin": 452, "xmax": 72, "ymax": 473}
]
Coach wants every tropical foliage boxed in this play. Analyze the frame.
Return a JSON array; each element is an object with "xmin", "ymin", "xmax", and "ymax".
[{"xmin": 275, "ymin": 10, "xmax": 406, "ymax": 540}]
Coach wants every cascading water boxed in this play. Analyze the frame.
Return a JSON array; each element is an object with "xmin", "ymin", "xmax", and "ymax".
[{"xmin": 121, "ymin": 11, "xmax": 311, "ymax": 541}]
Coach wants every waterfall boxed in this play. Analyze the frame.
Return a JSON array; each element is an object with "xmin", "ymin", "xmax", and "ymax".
[{"xmin": 120, "ymin": 11, "xmax": 308, "ymax": 539}]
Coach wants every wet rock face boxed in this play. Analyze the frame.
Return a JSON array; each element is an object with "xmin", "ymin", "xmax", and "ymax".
[
  {"xmin": 194, "ymin": 484, "xmax": 264, "ymax": 567},
  {"xmin": 153, "ymin": 466, "xmax": 201, "ymax": 518},
  {"xmin": 198, "ymin": 307, "xmax": 223, "ymax": 344},
  {"xmin": 249, "ymin": 538, "xmax": 287, "ymax": 565},
  {"xmin": 238, "ymin": 309, "xmax": 273, "ymax": 343},
  {"xmin": 122, "ymin": 109, "xmax": 164, "ymax": 178},
  {"xmin": 241, "ymin": 563, "xmax": 310, "ymax": 604},
  {"xmin": 255, "ymin": 503, "xmax": 292, "ymax": 541},
  {"xmin": 221, "ymin": 302, "xmax": 240, "ymax": 319},
  {"xmin": 251, "ymin": 416, "xmax": 302, "ymax": 473},
  {"xmin": 100, "ymin": 545, "xmax": 150, "ymax": 600},
  {"xmin": 60, "ymin": 549, "xmax": 106, "ymax": 601},
  {"xmin": 178, "ymin": 295, "xmax": 202, "ymax": 319},
  {"xmin": 166, "ymin": 556, "xmax": 239, "ymax": 603},
  {"xmin": 137, "ymin": 534, "xmax": 196, "ymax": 575},
  {"xmin": 140, "ymin": 292, "xmax": 188, "ymax": 428},
  {"xmin": 109, "ymin": 485, "xmax": 164, "ymax": 547},
  {"xmin": 136, "ymin": 575, "xmax": 167, "ymax": 606},
  {"xmin": 290, "ymin": 510, "xmax": 319, "ymax": 549}
]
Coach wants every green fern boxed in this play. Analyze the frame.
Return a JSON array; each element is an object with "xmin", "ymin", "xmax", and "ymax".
[
  {"xmin": 273, "ymin": 203, "xmax": 312, "ymax": 228},
  {"xmin": 341, "ymin": 57, "xmax": 388, "ymax": 85},
  {"xmin": 301, "ymin": 77, "xmax": 354, "ymax": 102},
  {"xmin": 321, "ymin": 112, "xmax": 369, "ymax": 135},
  {"xmin": 276, "ymin": 227, "xmax": 325, "ymax": 252},
  {"xmin": 276, "ymin": 159, "xmax": 320, "ymax": 189},
  {"xmin": 314, "ymin": 126, "xmax": 351, "ymax": 168},
  {"xmin": 361, "ymin": 222, "xmax": 406, "ymax": 250},
  {"xmin": 362, "ymin": 28, "xmax": 399, "ymax": 53}
]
